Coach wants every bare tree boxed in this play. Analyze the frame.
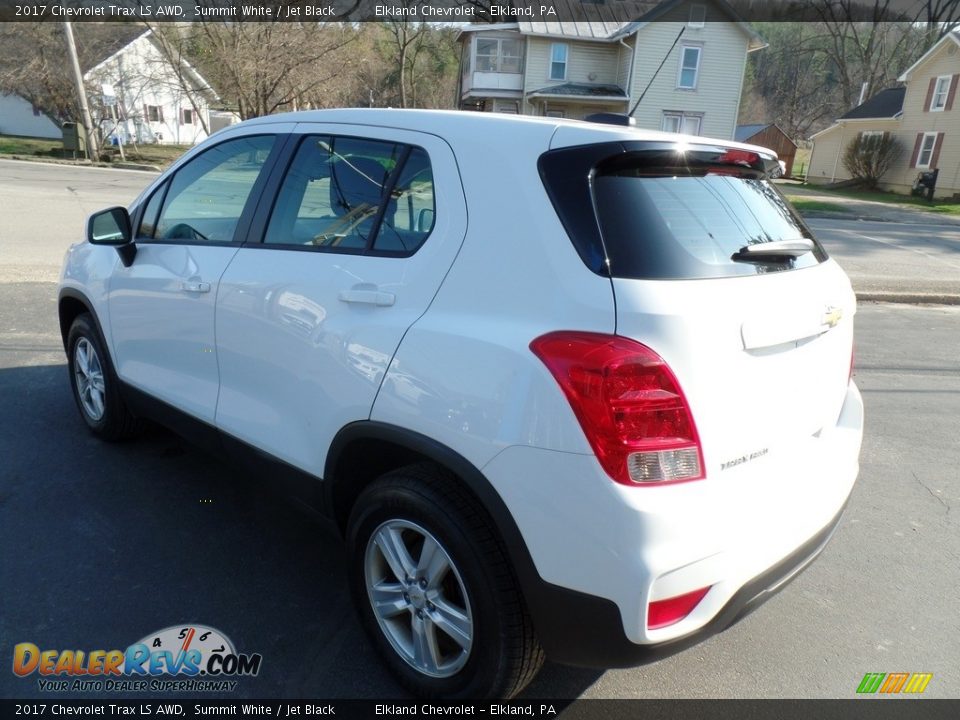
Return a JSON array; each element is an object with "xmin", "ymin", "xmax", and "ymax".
[{"xmin": 188, "ymin": 11, "xmax": 354, "ymax": 119}]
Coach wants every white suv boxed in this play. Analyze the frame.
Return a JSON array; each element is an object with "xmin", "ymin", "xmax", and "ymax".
[{"xmin": 59, "ymin": 110, "xmax": 863, "ymax": 699}]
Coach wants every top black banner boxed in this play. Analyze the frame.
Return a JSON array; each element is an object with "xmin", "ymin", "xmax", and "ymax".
[{"xmin": 0, "ymin": 0, "xmax": 955, "ymax": 23}]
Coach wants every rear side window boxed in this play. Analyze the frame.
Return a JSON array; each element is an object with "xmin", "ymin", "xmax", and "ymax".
[
  {"xmin": 264, "ymin": 135, "xmax": 435, "ymax": 255},
  {"xmin": 540, "ymin": 143, "xmax": 827, "ymax": 279}
]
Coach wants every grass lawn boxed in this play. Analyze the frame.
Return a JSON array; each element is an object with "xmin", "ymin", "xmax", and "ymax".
[
  {"xmin": 808, "ymin": 187, "xmax": 960, "ymax": 216},
  {"xmin": 0, "ymin": 135, "xmax": 62, "ymax": 155},
  {"xmin": 786, "ymin": 198, "xmax": 851, "ymax": 214},
  {"xmin": 0, "ymin": 134, "xmax": 190, "ymax": 169}
]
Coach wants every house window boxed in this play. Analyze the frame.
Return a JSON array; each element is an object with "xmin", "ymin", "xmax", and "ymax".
[
  {"xmin": 917, "ymin": 132, "xmax": 938, "ymax": 168},
  {"xmin": 475, "ymin": 37, "xmax": 523, "ymax": 74},
  {"xmin": 145, "ymin": 105, "xmax": 163, "ymax": 123},
  {"xmin": 493, "ymin": 101, "xmax": 519, "ymax": 114},
  {"xmin": 545, "ymin": 110, "xmax": 565, "ymax": 118},
  {"xmin": 860, "ymin": 130, "xmax": 883, "ymax": 141},
  {"xmin": 930, "ymin": 75, "xmax": 951, "ymax": 111},
  {"xmin": 689, "ymin": 4, "xmax": 706, "ymax": 27},
  {"xmin": 182, "ymin": 108, "xmax": 194, "ymax": 125},
  {"xmin": 662, "ymin": 111, "xmax": 702, "ymax": 135},
  {"xmin": 678, "ymin": 46, "xmax": 701, "ymax": 89},
  {"xmin": 550, "ymin": 43, "xmax": 568, "ymax": 81}
]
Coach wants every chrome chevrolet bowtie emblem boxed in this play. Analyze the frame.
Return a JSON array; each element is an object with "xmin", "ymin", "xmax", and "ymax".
[{"xmin": 823, "ymin": 306, "xmax": 843, "ymax": 328}]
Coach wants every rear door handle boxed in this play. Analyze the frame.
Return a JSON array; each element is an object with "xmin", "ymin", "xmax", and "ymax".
[
  {"xmin": 180, "ymin": 280, "xmax": 211, "ymax": 294},
  {"xmin": 338, "ymin": 288, "xmax": 395, "ymax": 307}
]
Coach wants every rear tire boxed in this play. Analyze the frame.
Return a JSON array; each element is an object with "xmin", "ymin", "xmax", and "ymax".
[
  {"xmin": 346, "ymin": 463, "xmax": 544, "ymax": 699},
  {"xmin": 66, "ymin": 313, "xmax": 141, "ymax": 441}
]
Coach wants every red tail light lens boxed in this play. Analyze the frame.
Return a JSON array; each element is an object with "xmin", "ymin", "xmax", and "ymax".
[
  {"xmin": 648, "ymin": 586, "xmax": 711, "ymax": 630},
  {"xmin": 530, "ymin": 332, "xmax": 704, "ymax": 485}
]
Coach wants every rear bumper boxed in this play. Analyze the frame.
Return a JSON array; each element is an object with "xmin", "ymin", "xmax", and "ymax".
[
  {"xmin": 523, "ymin": 499, "xmax": 847, "ymax": 667},
  {"xmin": 482, "ymin": 382, "xmax": 863, "ymax": 667}
]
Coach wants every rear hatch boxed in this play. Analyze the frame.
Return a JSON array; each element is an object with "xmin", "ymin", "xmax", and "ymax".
[{"xmin": 539, "ymin": 140, "xmax": 855, "ymax": 478}]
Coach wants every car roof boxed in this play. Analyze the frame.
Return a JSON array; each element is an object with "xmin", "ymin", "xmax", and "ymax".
[{"xmin": 238, "ymin": 108, "xmax": 775, "ymax": 158}]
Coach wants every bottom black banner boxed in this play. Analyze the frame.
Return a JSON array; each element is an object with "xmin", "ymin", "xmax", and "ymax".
[{"xmin": 1, "ymin": 700, "xmax": 958, "ymax": 720}]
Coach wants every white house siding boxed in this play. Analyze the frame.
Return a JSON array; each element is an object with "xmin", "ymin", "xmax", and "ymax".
[
  {"xmin": 628, "ymin": 19, "xmax": 750, "ymax": 139},
  {"xmin": 86, "ymin": 34, "xmax": 210, "ymax": 146},
  {"xmin": 0, "ymin": 94, "xmax": 61, "ymax": 139},
  {"xmin": 807, "ymin": 119, "xmax": 901, "ymax": 185},
  {"xmin": 523, "ymin": 37, "xmax": 620, "ymax": 90}
]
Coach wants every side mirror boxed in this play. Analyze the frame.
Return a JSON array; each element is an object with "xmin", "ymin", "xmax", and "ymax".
[{"xmin": 86, "ymin": 206, "xmax": 136, "ymax": 267}]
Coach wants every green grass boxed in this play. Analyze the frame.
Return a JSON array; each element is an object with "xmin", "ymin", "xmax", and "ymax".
[
  {"xmin": 0, "ymin": 135, "xmax": 62, "ymax": 155},
  {"xmin": 786, "ymin": 198, "xmax": 851, "ymax": 214},
  {"xmin": 0, "ymin": 134, "xmax": 190, "ymax": 169},
  {"xmin": 818, "ymin": 188, "xmax": 960, "ymax": 216}
]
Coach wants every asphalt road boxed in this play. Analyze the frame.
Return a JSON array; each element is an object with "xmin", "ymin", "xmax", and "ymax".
[{"xmin": 1, "ymin": 159, "xmax": 958, "ymax": 701}]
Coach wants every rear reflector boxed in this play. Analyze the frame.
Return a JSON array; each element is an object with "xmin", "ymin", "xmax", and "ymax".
[
  {"xmin": 648, "ymin": 586, "xmax": 711, "ymax": 630},
  {"xmin": 530, "ymin": 332, "xmax": 704, "ymax": 485}
]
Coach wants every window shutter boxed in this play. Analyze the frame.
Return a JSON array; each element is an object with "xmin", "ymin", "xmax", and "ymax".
[
  {"xmin": 923, "ymin": 77, "xmax": 936, "ymax": 112},
  {"xmin": 143, "ymin": 104, "xmax": 148, "ymax": 121},
  {"xmin": 930, "ymin": 132, "xmax": 945, "ymax": 168},
  {"xmin": 909, "ymin": 133, "xmax": 923, "ymax": 168},
  {"xmin": 159, "ymin": 106, "xmax": 164, "ymax": 123},
  {"xmin": 946, "ymin": 74, "xmax": 959, "ymax": 111}
]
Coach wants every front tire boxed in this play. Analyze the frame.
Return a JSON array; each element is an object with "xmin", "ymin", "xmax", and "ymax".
[
  {"xmin": 346, "ymin": 463, "xmax": 544, "ymax": 699},
  {"xmin": 66, "ymin": 313, "xmax": 141, "ymax": 440}
]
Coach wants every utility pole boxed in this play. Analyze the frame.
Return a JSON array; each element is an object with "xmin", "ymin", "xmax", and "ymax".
[{"xmin": 63, "ymin": 21, "xmax": 99, "ymax": 160}]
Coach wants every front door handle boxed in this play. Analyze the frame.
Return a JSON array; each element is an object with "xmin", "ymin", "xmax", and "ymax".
[
  {"xmin": 181, "ymin": 280, "xmax": 211, "ymax": 294},
  {"xmin": 338, "ymin": 288, "xmax": 395, "ymax": 307}
]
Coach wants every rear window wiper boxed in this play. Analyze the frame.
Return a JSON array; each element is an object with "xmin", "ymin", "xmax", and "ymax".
[{"xmin": 731, "ymin": 238, "xmax": 814, "ymax": 263}]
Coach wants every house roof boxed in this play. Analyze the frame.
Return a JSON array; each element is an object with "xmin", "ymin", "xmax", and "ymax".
[
  {"xmin": 734, "ymin": 122, "xmax": 797, "ymax": 147},
  {"xmin": 527, "ymin": 82, "xmax": 627, "ymax": 98},
  {"xmin": 734, "ymin": 123, "xmax": 771, "ymax": 142},
  {"xmin": 897, "ymin": 30, "xmax": 960, "ymax": 82},
  {"xmin": 839, "ymin": 87, "xmax": 905, "ymax": 120},
  {"xmin": 517, "ymin": 0, "xmax": 659, "ymax": 40}
]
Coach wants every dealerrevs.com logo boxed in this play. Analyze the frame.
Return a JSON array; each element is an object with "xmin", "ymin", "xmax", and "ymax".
[{"xmin": 13, "ymin": 625, "xmax": 262, "ymax": 693}]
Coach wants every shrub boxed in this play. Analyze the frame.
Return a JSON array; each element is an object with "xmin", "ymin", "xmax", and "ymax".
[{"xmin": 842, "ymin": 133, "xmax": 903, "ymax": 189}]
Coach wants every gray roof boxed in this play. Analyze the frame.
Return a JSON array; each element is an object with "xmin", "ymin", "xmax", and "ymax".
[
  {"xmin": 527, "ymin": 82, "xmax": 627, "ymax": 98},
  {"xmin": 734, "ymin": 123, "xmax": 771, "ymax": 142},
  {"xmin": 839, "ymin": 87, "xmax": 905, "ymax": 120},
  {"xmin": 517, "ymin": 0, "xmax": 659, "ymax": 40}
]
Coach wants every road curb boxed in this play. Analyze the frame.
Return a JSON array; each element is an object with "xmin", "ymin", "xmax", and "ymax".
[
  {"xmin": 1, "ymin": 154, "xmax": 160, "ymax": 172},
  {"xmin": 857, "ymin": 291, "xmax": 960, "ymax": 306}
]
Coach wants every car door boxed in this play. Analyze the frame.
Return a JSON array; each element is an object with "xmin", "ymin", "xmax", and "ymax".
[
  {"xmin": 214, "ymin": 125, "xmax": 467, "ymax": 476},
  {"xmin": 108, "ymin": 130, "xmax": 287, "ymax": 424}
]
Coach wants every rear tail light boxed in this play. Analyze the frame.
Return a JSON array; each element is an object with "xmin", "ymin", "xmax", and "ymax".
[
  {"xmin": 648, "ymin": 586, "xmax": 711, "ymax": 629},
  {"xmin": 530, "ymin": 332, "xmax": 704, "ymax": 485}
]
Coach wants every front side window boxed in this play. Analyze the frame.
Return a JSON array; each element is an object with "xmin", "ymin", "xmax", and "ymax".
[
  {"xmin": 264, "ymin": 135, "xmax": 435, "ymax": 256},
  {"xmin": 550, "ymin": 43, "xmax": 568, "ymax": 81},
  {"xmin": 150, "ymin": 134, "xmax": 276, "ymax": 243},
  {"xmin": 678, "ymin": 46, "xmax": 701, "ymax": 89},
  {"xmin": 917, "ymin": 132, "xmax": 938, "ymax": 168},
  {"xmin": 931, "ymin": 76, "xmax": 951, "ymax": 111}
]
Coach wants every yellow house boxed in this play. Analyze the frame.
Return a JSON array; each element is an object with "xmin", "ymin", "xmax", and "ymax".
[{"xmin": 808, "ymin": 31, "xmax": 960, "ymax": 199}]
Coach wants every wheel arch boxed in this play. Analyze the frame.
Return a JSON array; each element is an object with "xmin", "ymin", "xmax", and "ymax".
[
  {"xmin": 58, "ymin": 288, "xmax": 104, "ymax": 352},
  {"xmin": 325, "ymin": 422, "xmax": 541, "ymax": 588}
]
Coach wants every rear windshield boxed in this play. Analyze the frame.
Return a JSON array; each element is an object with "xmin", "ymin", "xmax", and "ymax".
[{"xmin": 539, "ymin": 143, "xmax": 827, "ymax": 280}]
